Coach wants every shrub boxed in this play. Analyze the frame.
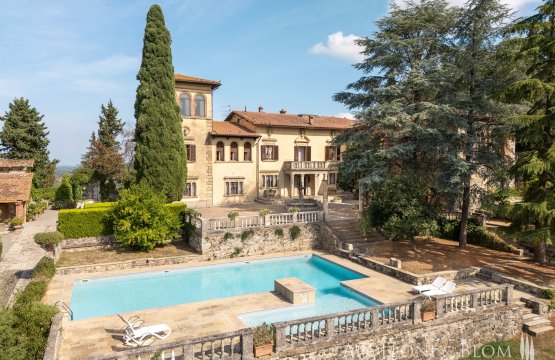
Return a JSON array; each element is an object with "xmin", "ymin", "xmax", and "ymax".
[
  {"xmin": 12, "ymin": 302, "xmax": 58, "ymax": 359},
  {"xmin": 15, "ymin": 281, "xmax": 48, "ymax": 307},
  {"xmin": 241, "ymin": 229, "xmax": 254, "ymax": 241},
  {"xmin": 11, "ymin": 217, "xmax": 23, "ymax": 226},
  {"xmin": 231, "ymin": 247, "xmax": 242, "ymax": 257},
  {"xmin": 259, "ymin": 208, "xmax": 272, "ymax": 216},
  {"xmin": 274, "ymin": 228, "xmax": 284, "ymax": 238},
  {"xmin": 34, "ymin": 232, "xmax": 64, "ymax": 248},
  {"xmin": 541, "ymin": 289, "xmax": 555, "ymax": 310},
  {"xmin": 58, "ymin": 208, "xmax": 112, "ymax": 238},
  {"xmin": 83, "ymin": 202, "xmax": 116, "ymax": 209},
  {"xmin": 289, "ymin": 207, "xmax": 300, "ymax": 213},
  {"xmin": 31, "ymin": 187, "xmax": 56, "ymax": 202},
  {"xmin": 421, "ymin": 299, "xmax": 436, "ymax": 312},
  {"xmin": 0, "ymin": 309, "xmax": 28, "ymax": 360},
  {"xmin": 228, "ymin": 211, "xmax": 239, "ymax": 221},
  {"xmin": 165, "ymin": 203, "xmax": 188, "ymax": 226},
  {"xmin": 183, "ymin": 222, "xmax": 197, "ymax": 240},
  {"xmin": 437, "ymin": 218, "xmax": 517, "ymax": 253},
  {"xmin": 54, "ymin": 175, "xmax": 75, "ymax": 209},
  {"xmin": 32, "ymin": 257, "xmax": 56, "ymax": 281},
  {"xmin": 289, "ymin": 225, "xmax": 301, "ymax": 240},
  {"xmin": 223, "ymin": 232, "xmax": 233, "ymax": 241},
  {"xmin": 253, "ymin": 322, "xmax": 274, "ymax": 346},
  {"xmin": 110, "ymin": 183, "xmax": 180, "ymax": 251}
]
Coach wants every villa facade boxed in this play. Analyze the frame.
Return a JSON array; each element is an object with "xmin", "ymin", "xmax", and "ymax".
[{"xmin": 175, "ymin": 74, "xmax": 355, "ymax": 207}]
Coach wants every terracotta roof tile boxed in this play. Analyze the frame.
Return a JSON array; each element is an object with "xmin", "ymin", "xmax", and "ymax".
[
  {"xmin": 0, "ymin": 172, "xmax": 33, "ymax": 202},
  {"xmin": 175, "ymin": 74, "xmax": 221, "ymax": 88},
  {"xmin": 211, "ymin": 121, "xmax": 260, "ymax": 138},
  {"xmin": 228, "ymin": 111, "xmax": 356, "ymax": 130},
  {"xmin": 0, "ymin": 158, "xmax": 34, "ymax": 169}
]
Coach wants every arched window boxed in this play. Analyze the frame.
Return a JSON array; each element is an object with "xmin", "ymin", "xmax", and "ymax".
[
  {"xmin": 216, "ymin": 141, "xmax": 225, "ymax": 161},
  {"xmin": 244, "ymin": 142, "xmax": 252, "ymax": 161},
  {"xmin": 230, "ymin": 142, "xmax": 238, "ymax": 161},
  {"xmin": 195, "ymin": 94, "xmax": 206, "ymax": 117},
  {"xmin": 179, "ymin": 93, "xmax": 191, "ymax": 116}
]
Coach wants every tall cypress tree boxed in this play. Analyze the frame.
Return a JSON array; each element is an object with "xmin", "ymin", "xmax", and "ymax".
[
  {"xmin": 134, "ymin": 4, "xmax": 187, "ymax": 201},
  {"xmin": 502, "ymin": 1, "xmax": 555, "ymax": 264},
  {"xmin": 0, "ymin": 97, "xmax": 59, "ymax": 188}
]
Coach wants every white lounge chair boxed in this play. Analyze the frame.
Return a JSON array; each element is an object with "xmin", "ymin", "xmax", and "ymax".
[
  {"xmin": 117, "ymin": 314, "xmax": 145, "ymax": 331},
  {"xmin": 123, "ymin": 322, "xmax": 172, "ymax": 347},
  {"xmin": 412, "ymin": 277, "xmax": 446, "ymax": 294},
  {"xmin": 422, "ymin": 281, "xmax": 456, "ymax": 297}
]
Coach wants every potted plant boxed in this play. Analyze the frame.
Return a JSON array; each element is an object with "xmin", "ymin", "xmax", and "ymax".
[
  {"xmin": 10, "ymin": 217, "xmax": 23, "ymax": 230},
  {"xmin": 259, "ymin": 209, "xmax": 272, "ymax": 216},
  {"xmin": 253, "ymin": 323, "xmax": 274, "ymax": 357},
  {"xmin": 288, "ymin": 207, "xmax": 300, "ymax": 213},
  {"xmin": 421, "ymin": 299, "xmax": 436, "ymax": 322}
]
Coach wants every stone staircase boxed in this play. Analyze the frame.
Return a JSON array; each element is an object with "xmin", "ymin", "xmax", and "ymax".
[
  {"xmin": 515, "ymin": 298, "xmax": 554, "ymax": 336},
  {"xmin": 326, "ymin": 219, "xmax": 385, "ymax": 246}
]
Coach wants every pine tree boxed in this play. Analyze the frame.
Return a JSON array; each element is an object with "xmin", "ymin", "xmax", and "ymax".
[
  {"xmin": 133, "ymin": 4, "xmax": 187, "ymax": 202},
  {"xmin": 441, "ymin": 0, "xmax": 517, "ymax": 248},
  {"xmin": 502, "ymin": 0, "xmax": 555, "ymax": 264},
  {"xmin": 98, "ymin": 100, "xmax": 124, "ymax": 149},
  {"xmin": 0, "ymin": 97, "xmax": 59, "ymax": 188}
]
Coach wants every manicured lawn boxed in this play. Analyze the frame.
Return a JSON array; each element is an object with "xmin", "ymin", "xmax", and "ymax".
[
  {"xmin": 56, "ymin": 242, "xmax": 198, "ymax": 267},
  {"xmin": 366, "ymin": 237, "xmax": 555, "ymax": 287}
]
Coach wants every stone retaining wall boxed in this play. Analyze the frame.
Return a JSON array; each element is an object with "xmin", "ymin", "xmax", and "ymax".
[
  {"xmin": 43, "ymin": 312, "xmax": 64, "ymax": 360},
  {"xmin": 275, "ymin": 306, "xmax": 522, "ymax": 360}
]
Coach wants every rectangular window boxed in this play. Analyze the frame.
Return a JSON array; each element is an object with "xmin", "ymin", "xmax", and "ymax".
[
  {"xmin": 325, "ymin": 146, "xmax": 341, "ymax": 161},
  {"xmin": 186, "ymin": 144, "xmax": 196, "ymax": 162},
  {"xmin": 328, "ymin": 173, "xmax": 337, "ymax": 186},
  {"xmin": 261, "ymin": 145, "xmax": 279, "ymax": 161},
  {"xmin": 225, "ymin": 181, "xmax": 244, "ymax": 196},
  {"xmin": 185, "ymin": 182, "xmax": 197, "ymax": 197},
  {"xmin": 294, "ymin": 146, "xmax": 311, "ymax": 161},
  {"xmin": 261, "ymin": 174, "xmax": 278, "ymax": 188}
]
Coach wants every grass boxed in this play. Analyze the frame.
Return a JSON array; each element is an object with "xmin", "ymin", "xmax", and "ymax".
[{"xmin": 56, "ymin": 242, "xmax": 198, "ymax": 267}]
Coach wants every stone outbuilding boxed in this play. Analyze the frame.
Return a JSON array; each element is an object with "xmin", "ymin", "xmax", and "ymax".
[{"xmin": 0, "ymin": 158, "xmax": 34, "ymax": 222}]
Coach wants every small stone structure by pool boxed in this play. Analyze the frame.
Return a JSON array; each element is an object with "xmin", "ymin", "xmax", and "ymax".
[{"xmin": 274, "ymin": 277, "xmax": 315, "ymax": 304}]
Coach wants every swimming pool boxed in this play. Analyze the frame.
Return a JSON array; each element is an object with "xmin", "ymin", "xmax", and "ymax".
[{"xmin": 70, "ymin": 255, "xmax": 379, "ymax": 321}]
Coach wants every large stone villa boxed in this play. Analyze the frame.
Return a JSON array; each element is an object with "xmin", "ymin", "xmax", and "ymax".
[{"xmin": 174, "ymin": 74, "xmax": 354, "ymax": 207}]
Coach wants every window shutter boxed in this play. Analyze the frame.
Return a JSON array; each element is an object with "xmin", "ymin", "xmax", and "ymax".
[
  {"xmin": 261, "ymin": 145, "xmax": 267, "ymax": 160},
  {"xmin": 294, "ymin": 146, "xmax": 298, "ymax": 161},
  {"xmin": 274, "ymin": 146, "xmax": 279, "ymax": 160},
  {"xmin": 325, "ymin": 146, "xmax": 330, "ymax": 161},
  {"xmin": 307, "ymin": 146, "xmax": 311, "ymax": 161},
  {"xmin": 190, "ymin": 145, "xmax": 196, "ymax": 162}
]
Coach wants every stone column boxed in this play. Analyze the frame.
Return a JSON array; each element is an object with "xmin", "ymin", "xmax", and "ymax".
[
  {"xmin": 358, "ymin": 182, "xmax": 364, "ymax": 214},
  {"xmin": 289, "ymin": 173, "xmax": 295, "ymax": 198},
  {"xmin": 183, "ymin": 345, "xmax": 194, "ymax": 360},
  {"xmin": 505, "ymin": 284, "xmax": 514, "ymax": 305},
  {"xmin": 322, "ymin": 178, "xmax": 329, "ymax": 221},
  {"xmin": 412, "ymin": 301, "xmax": 422, "ymax": 324},
  {"xmin": 241, "ymin": 329, "xmax": 254, "ymax": 358},
  {"xmin": 274, "ymin": 324, "xmax": 286, "ymax": 351}
]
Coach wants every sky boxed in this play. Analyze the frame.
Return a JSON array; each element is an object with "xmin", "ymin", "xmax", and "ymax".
[{"xmin": 0, "ymin": 0, "xmax": 541, "ymax": 165}]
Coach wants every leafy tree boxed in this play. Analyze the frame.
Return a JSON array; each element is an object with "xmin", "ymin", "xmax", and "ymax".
[
  {"xmin": 98, "ymin": 99, "xmax": 124, "ymax": 149},
  {"xmin": 110, "ymin": 182, "xmax": 180, "ymax": 250},
  {"xmin": 54, "ymin": 175, "xmax": 74, "ymax": 209},
  {"xmin": 502, "ymin": 0, "xmax": 555, "ymax": 264},
  {"xmin": 133, "ymin": 4, "xmax": 187, "ymax": 202},
  {"xmin": 0, "ymin": 98, "xmax": 58, "ymax": 188}
]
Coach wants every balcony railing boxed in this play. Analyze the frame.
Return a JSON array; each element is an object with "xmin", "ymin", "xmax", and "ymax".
[{"xmin": 283, "ymin": 161, "xmax": 332, "ymax": 172}]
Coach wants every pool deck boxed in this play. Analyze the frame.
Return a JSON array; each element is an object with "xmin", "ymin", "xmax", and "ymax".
[{"xmin": 44, "ymin": 251, "xmax": 512, "ymax": 360}]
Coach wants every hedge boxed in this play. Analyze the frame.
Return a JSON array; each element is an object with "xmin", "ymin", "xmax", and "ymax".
[
  {"xmin": 32, "ymin": 257, "xmax": 56, "ymax": 281},
  {"xmin": 57, "ymin": 208, "xmax": 113, "ymax": 238},
  {"xmin": 438, "ymin": 218, "xmax": 518, "ymax": 253},
  {"xmin": 34, "ymin": 232, "xmax": 64, "ymax": 247},
  {"xmin": 58, "ymin": 203, "xmax": 189, "ymax": 239},
  {"xmin": 83, "ymin": 202, "xmax": 116, "ymax": 209}
]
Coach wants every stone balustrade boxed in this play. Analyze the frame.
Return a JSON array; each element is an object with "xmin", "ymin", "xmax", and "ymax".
[
  {"xmin": 203, "ymin": 211, "xmax": 323, "ymax": 231},
  {"xmin": 433, "ymin": 284, "xmax": 513, "ymax": 318},
  {"xmin": 273, "ymin": 300, "xmax": 419, "ymax": 351},
  {"xmin": 85, "ymin": 328, "xmax": 253, "ymax": 360},
  {"xmin": 283, "ymin": 161, "xmax": 330, "ymax": 171}
]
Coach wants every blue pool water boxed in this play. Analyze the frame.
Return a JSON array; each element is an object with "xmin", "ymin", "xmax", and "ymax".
[{"xmin": 70, "ymin": 255, "xmax": 379, "ymax": 321}]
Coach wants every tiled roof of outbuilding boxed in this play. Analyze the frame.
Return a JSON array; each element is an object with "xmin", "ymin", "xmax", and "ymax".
[
  {"xmin": 211, "ymin": 121, "xmax": 260, "ymax": 138},
  {"xmin": 0, "ymin": 158, "xmax": 34, "ymax": 169},
  {"xmin": 227, "ymin": 111, "xmax": 356, "ymax": 130}
]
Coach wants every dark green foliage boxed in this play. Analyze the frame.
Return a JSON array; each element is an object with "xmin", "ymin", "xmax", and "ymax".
[
  {"xmin": 480, "ymin": 187, "xmax": 519, "ymax": 219},
  {"xmin": 26, "ymin": 201, "xmax": 47, "ymax": 221},
  {"xmin": 98, "ymin": 100, "xmax": 124, "ymax": 149},
  {"xmin": 110, "ymin": 182, "xmax": 180, "ymax": 250},
  {"xmin": 542, "ymin": 289, "xmax": 555, "ymax": 310},
  {"xmin": 501, "ymin": 1, "xmax": 555, "ymax": 264},
  {"xmin": 32, "ymin": 257, "xmax": 56, "ymax": 281},
  {"xmin": 361, "ymin": 177, "xmax": 438, "ymax": 243},
  {"xmin": 34, "ymin": 232, "xmax": 64, "ymax": 247},
  {"xmin": 0, "ymin": 309, "xmax": 28, "ymax": 360},
  {"xmin": 223, "ymin": 232, "xmax": 233, "ymax": 241},
  {"xmin": 134, "ymin": 5, "xmax": 187, "ymax": 202},
  {"xmin": 57, "ymin": 208, "xmax": 113, "ymax": 238},
  {"xmin": 241, "ymin": 229, "xmax": 254, "ymax": 241},
  {"xmin": 231, "ymin": 247, "xmax": 243, "ymax": 257},
  {"xmin": 289, "ymin": 225, "xmax": 301, "ymax": 240},
  {"xmin": 11, "ymin": 302, "xmax": 57, "ymax": 360},
  {"xmin": 0, "ymin": 97, "xmax": 59, "ymax": 188},
  {"xmin": 31, "ymin": 187, "xmax": 56, "ymax": 202},
  {"xmin": 83, "ymin": 202, "xmax": 116, "ymax": 209},
  {"xmin": 54, "ymin": 175, "xmax": 74, "ymax": 209},
  {"xmin": 15, "ymin": 281, "xmax": 48, "ymax": 307},
  {"xmin": 274, "ymin": 228, "xmax": 284, "ymax": 238},
  {"xmin": 437, "ymin": 218, "xmax": 517, "ymax": 253}
]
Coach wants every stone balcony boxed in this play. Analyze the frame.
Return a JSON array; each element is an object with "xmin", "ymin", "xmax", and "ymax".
[{"xmin": 282, "ymin": 161, "xmax": 336, "ymax": 173}]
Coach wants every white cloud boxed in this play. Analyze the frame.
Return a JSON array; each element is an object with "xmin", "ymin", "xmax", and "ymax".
[
  {"xmin": 335, "ymin": 112, "xmax": 356, "ymax": 119},
  {"xmin": 309, "ymin": 31, "xmax": 365, "ymax": 63}
]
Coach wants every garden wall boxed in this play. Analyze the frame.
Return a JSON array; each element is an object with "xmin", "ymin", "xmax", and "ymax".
[{"xmin": 275, "ymin": 306, "xmax": 522, "ymax": 360}]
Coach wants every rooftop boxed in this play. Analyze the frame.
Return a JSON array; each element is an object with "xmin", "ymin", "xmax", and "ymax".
[
  {"xmin": 210, "ymin": 121, "xmax": 259, "ymax": 138},
  {"xmin": 0, "ymin": 172, "xmax": 33, "ymax": 202},
  {"xmin": 175, "ymin": 74, "xmax": 221, "ymax": 89},
  {"xmin": 228, "ymin": 111, "xmax": 356, "ymax": 130},
  {"xmin": 0, "ymin": 158, "xmax": 34, "ymax": 169}
]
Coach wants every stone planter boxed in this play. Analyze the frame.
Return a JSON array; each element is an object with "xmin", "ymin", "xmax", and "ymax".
[
  {"xmin": 254, "ymin": 344, "xmax": 273, "ymax": 357},
  {"xmin": 421, "ymin": 311, "xmax": 436, "ymax": 322}
]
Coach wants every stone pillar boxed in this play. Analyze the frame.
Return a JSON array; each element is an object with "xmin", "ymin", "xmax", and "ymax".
[
  {"xmin": 412, "ymin": 301, "xmax": 422, "ymax": 324},
  {"xmin": 325, "ymin": 317, "xmax": 334, "ymax": 339},
  {"xmin": 435, "ymin": 298, "xmax": 446, "ymax": 318},
  {"xmin": 183, "ymin": 345, "xmax": 194, "ymax": 360},
  {"xmin": 241, "ymin": 329, "xmax": 254, "ymax": 358},
  {"xmin": 505, "ymin": 284, "xmax": 514, "ymax": 305},
  {"xmin": 264, "ymin": 214, "xmax": 271, "ymax": 227},
  {"xmin": 322, "ymin": 178, "xmax": 329, "ymax": 221},
  {"xmin": 289, "ymin": 173, "xmax": 295, "ymax": 198},
  {"xmin": 274, "ymin": 325, "xmax": 286, "ymax": 351},
  {"xmin": 358, "ymin": 182, "xmax": 364, "ymax": 214},
  {"xmin": 15, "ymin": 201, "xmax": 25, "ymax": 222}
]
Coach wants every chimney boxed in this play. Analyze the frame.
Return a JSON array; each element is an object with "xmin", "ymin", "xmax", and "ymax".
[
  {"xmin": 308, "ymin": 115, "xmax": 313, "ymax": 125},
  {"xmin": 280, "ymin": 108, "xmax": 287, "ymax": 114},
  {"xmin": 258, "ymin": 106, "xmax": 264, "ymax": 113}
]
